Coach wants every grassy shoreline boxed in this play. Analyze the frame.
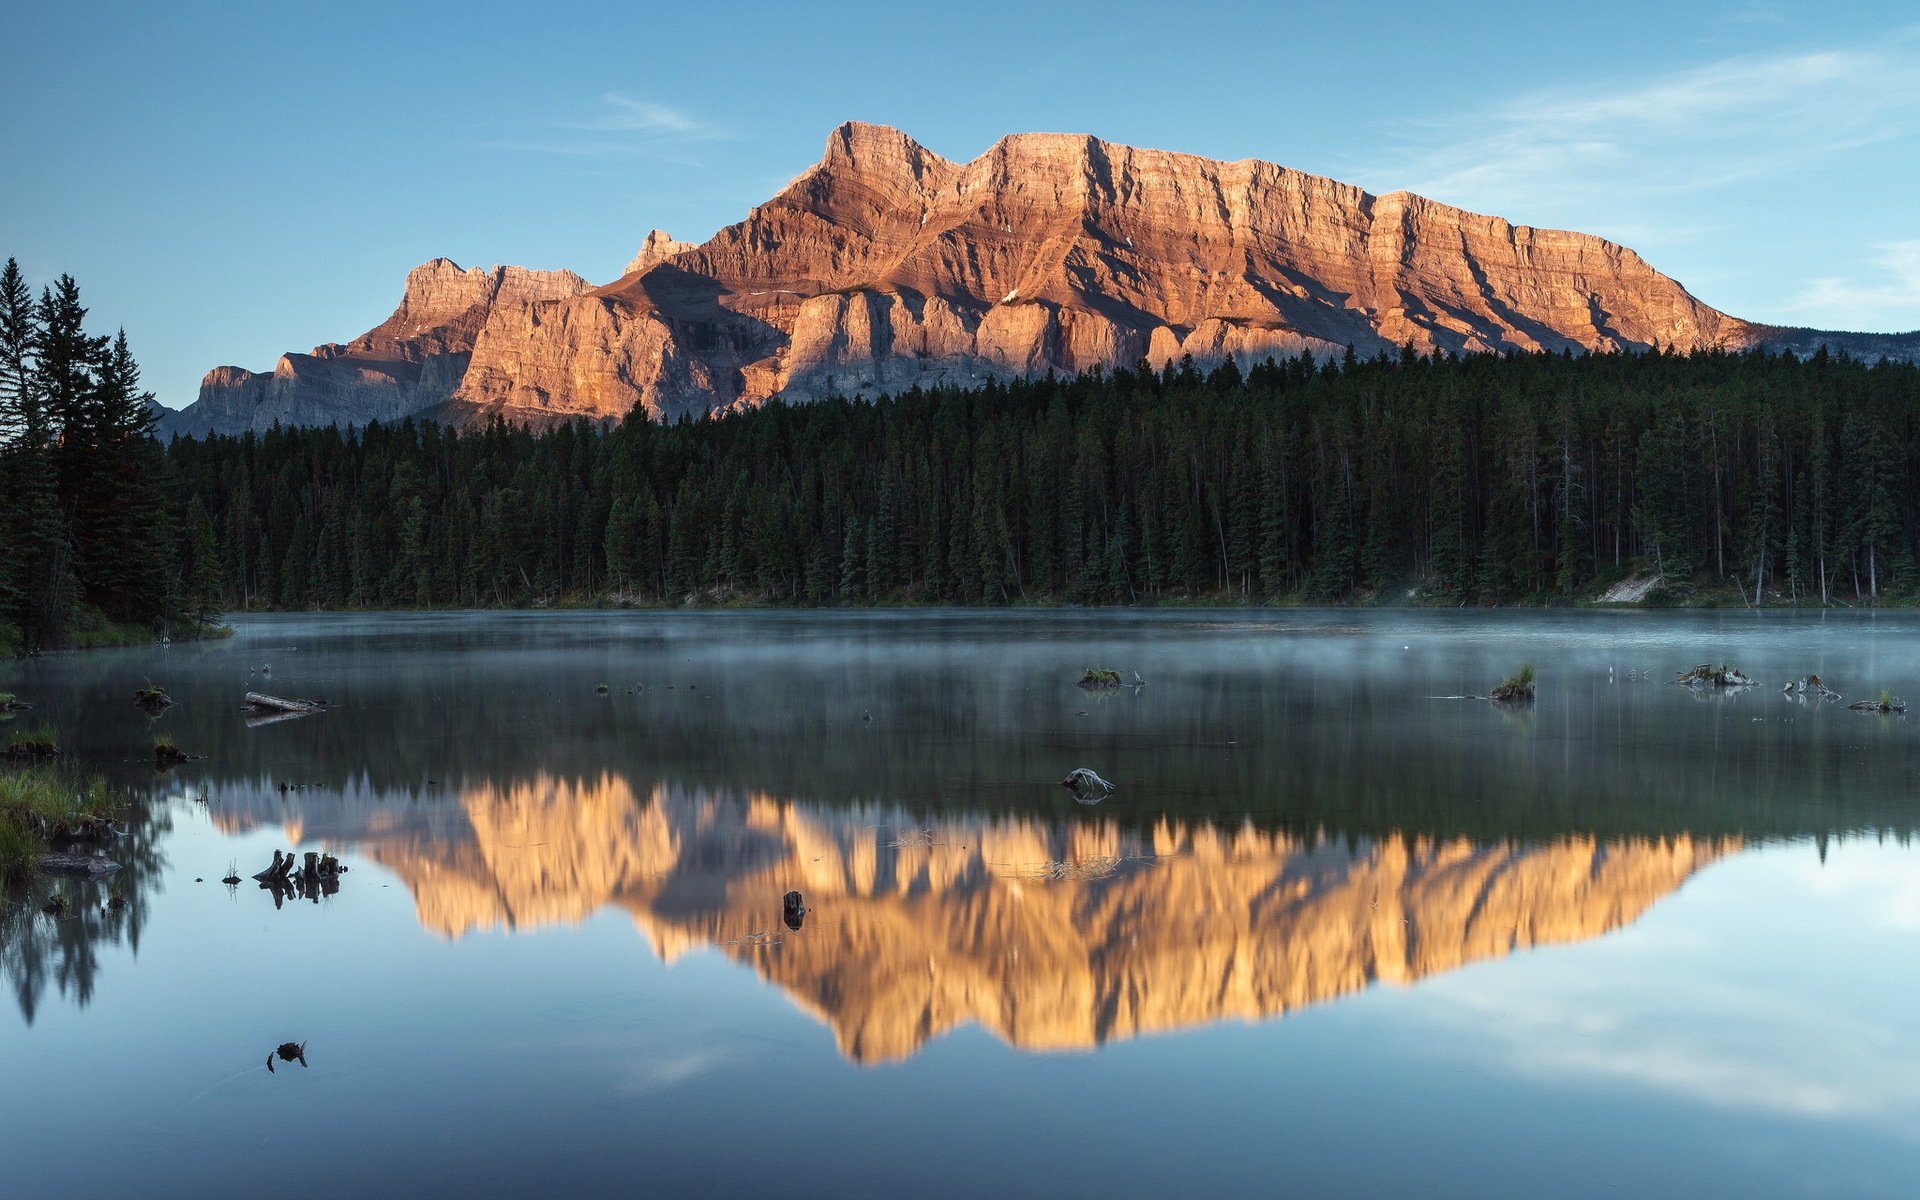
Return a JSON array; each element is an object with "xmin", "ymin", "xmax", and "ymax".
[{"xmin": 0, "ymin": 766, "xmax": 120, "ymax": 885}]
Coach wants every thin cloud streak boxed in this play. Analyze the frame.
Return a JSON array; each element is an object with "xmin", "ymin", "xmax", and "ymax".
[
  {"xmin": 1344, "ymin": 31, "xmax": 1920, "ymax": 219},
  {"xmin": 490, "ymin": 92, "xmax": 728, "ymax": 159},
  {"xmin": 1788, "ymin": 240, "xmax": 1920, "ymax": 331}
]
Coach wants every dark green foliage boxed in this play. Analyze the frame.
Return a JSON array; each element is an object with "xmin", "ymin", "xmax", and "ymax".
[
  {"xmin": 0, "ymin": 260, "xmax": 178, "ymax": 647},
  {"xmin": 155, "ymin": 346, "xmax": 1920, "ymax": 610}
]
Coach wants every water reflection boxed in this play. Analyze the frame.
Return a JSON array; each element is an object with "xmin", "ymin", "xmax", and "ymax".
[
  {"xmin": 0, "ymin": 798, "xmax": 170, "ymax": 1023},
  {"xmin": 209, "ymin": 772, "xmax": 1729, "ymax": 1062}
]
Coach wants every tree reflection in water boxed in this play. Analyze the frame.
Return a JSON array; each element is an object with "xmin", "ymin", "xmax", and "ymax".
[{"xmin": 0, "ymin": 792, "xmax": 170, "ymax": 1024}]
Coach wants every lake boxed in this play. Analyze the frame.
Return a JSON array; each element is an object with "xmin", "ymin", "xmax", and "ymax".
[{"xmin": 4, "ymin": 609, "xmax": 1920, "ymax": 1197}]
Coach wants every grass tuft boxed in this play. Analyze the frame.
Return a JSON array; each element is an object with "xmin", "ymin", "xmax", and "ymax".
[
  {"xmin": 0, "ymin": 767, "xmax": 121, "ymax": 881},
  {"xmin": 5, "ymin": 724, "xmax": 58, "ymax": 758}
]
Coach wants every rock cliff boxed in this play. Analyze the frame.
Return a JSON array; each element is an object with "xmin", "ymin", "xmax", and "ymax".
[
  {"xmin": 164, "ymin": 122, "xmax": 1918, "ymax": 435},
  {"xmin": 161, "ymin": 261, "xmax": 589, "ymax": 437}
]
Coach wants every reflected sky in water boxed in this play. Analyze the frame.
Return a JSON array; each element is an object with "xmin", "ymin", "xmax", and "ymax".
[{"xmin": 4, "ymin": 610, "xmax": 1920, "ymax": 1197}]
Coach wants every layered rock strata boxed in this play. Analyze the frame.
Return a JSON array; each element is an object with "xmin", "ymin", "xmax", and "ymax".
[{"xmin": 165, "ymin": 122, "xmax": 1917, "ymax": 435}]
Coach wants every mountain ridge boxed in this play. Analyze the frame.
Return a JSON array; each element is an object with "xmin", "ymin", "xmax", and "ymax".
[{"xmin": 161, "ymin": 121, "xmax": 1919, "ymax": 437}]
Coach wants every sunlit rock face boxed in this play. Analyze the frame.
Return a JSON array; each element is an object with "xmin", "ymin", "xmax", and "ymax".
[
  {"xmin": 161, "ymin": 261, "xmax": 590, "ymax": 437},
  {"xmin": 168, "ymin": 122, "xmax": 1915, "ymax": 435},
  {"xmin": 219, "ymin": 773, "xmax": 1731, "ymax": 1064}
]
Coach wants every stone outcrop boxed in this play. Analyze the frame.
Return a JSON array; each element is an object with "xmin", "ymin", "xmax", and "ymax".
[
  {"xmin": 161, "ymin": 261, "xmax": 589, "ymax": 437},
  {"xmin": 212, "ymin": 773, "xmax": 1733, "ymax": 1063},
  {"xmin": 165, "ymin": 122, "xmax": 1920, "ymax": 434}
]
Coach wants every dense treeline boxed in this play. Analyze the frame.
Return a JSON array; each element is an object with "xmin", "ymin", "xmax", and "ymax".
[
  {"xmin": 165, "ymin": 345, "xmax": 1920, "ymax": 611},
  {"xmin": 0, "ymin": 260, "xmax": 182, "ymax": 652}
]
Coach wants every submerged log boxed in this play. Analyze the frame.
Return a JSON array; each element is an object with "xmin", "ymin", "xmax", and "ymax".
[
  {"xmin": 37, "ymin": 853, "xmax": 122, "ymax": 877},
  {"xmin": 1848, "ymin": 697, "xmax": 1908, "ymax": 713}
]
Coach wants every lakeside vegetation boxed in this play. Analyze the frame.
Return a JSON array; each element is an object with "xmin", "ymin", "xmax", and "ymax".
[
  {"xmin": 0, "ymin": 766, "xmax": 118, "ymax": 883},
  {"xmin": 162, "ymin": 343, "xmax": 1920, "ymax": 611},
  {"xmin": 0, "ymin": 259, "xmax": 225, "ymax": 653}
]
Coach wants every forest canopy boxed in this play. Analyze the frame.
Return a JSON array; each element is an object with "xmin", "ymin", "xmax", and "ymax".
[{"xmin": 159, "ymin": 343, "xmax": 1920, "ymax": 614}]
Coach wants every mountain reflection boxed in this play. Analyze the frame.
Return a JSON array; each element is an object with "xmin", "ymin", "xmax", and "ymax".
[{"xmin": 214, "ymin": 773, "xmax": 1730, "ymax": 1062}]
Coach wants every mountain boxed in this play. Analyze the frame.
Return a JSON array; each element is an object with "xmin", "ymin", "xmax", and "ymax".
[
  {"xmin": 162, "ymin": 122, "xmax": 1920, "ymax": 437},
  {"xmin": 161, "ymin": 260, "xmax": 590, "ymax": 437},
  {"xmin": 210, "ymin": 773, "xmax": 1730, "ymax": 1063}
]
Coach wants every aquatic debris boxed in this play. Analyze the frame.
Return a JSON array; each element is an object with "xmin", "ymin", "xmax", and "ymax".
[
  {"xmin": 0, "ymin": 692, "xmax": 29, "ymax": 711},
  {"xmin": 244, "ymin": 691, "xmax": 327, "ymax": 716},
  {"xmin": 1061, "ymin": 767, "xmax": 1115, "ymax": 803},
  {"xmin": 783, "ymin": 889, "xmax": 807, "ymax": 931},
  {"xmin": 252, "ymin": 849, "xmax": 294, "ymax": 883},
  {"xmin": 1490, "ymin": 662, "xmax": 1536, "ymax": 703},
  {"xmin": 36, "ymin": 853, "xmax": 120, "ymax": 877},
  {"xmin": 1675, "ymin": 664, "xmax": 1754, "ymax": 689},
  {"xmin": 1783, "ymin": 675, "xmax": 1841, "ymax": 701},
  {"xmin": 152, "ymin": 734, "xmax": 190, "ymax": 768},
  {"xmin": 41, "ymin": 893, "xmax": 67, "ymax": 915},
  {"xmin": 266, "ymin": 1040, "xmax": 307, "ymax": 1073},
  {"xmin": 594, "ymin": 682, "xmax": 610, "ymax": 694},
  {"xmin": 133, "ymin": 684, "xmax": 173, "ymax": 712},
  {"xmin": 1077, "ymin": 668, "xmax": 1122, "ymax": 690},
  {"xmin": 721, "ymin": 930, "xmax": 783, "ymax": 948},
  {"xmin": 1848, "ymin": 690, "xmax": 1906, "ymax": 714}
]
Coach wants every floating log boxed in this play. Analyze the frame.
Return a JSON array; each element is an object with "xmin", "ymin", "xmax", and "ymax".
[{"xmin": 245, "ymin": 692, "xmax": 326, "ymax": 714}]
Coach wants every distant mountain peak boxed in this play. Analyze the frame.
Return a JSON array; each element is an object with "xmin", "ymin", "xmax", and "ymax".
[{"xmin": 162, "ymin": 124, "xmax": 1920, "ymax": 437}]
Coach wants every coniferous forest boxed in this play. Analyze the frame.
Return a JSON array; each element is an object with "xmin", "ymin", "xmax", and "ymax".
[
  {"xmin": 0, "ymin": 260, "xmax": 182, "ymax": 653},
  {"xmin": 9, "ymin": 253, "xmax": 1920, "ymax": 644},
  {"xmin": 164, "ymin": 343, "xmax": 1920, "ymax": 613}
]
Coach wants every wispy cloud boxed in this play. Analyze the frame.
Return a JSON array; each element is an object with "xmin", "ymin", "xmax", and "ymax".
[
  {"xmin": 487, "ymin": 93, "xmax": 727, "ymax": 158},
  {"xmin": 566, "ymin": 94, "xmax": 716, "ymax": 138},
  {"xmin": 1344, "ymin": 30, "xmax": 1920, "ymax": 224},
  {"xmin": 1785, "ymin": 240, "xmax": 1920, "ymax": 331}
]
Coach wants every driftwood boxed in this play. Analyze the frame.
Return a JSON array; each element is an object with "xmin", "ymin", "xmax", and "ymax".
[
  {"xmin": 37, "ymin": 853, "xmax": 122, "ymax": 877},
  {"xmin": 251, "ymin": 849, "xmax": 296, "ymax": 883},
  {"xmin": 1062, "ymin": 768, "xmax": 1115, "ymax": 804},
  {"xmin": 245, "ymin": 692, "xmax": 327, "ymax": 714},
  {"xmin": 1783, "ymin": 675, "xmax": 1841, "ymax": 701},
  {"xmin": 1676, "ymin": 664, "xmax": 1754, "ymax": 688},
  {"xmin": 1849, "ymin": 697, "xmax": 1908, "ymax": 714},
  {"xmin": 253, "ymin": 848, "xmax": 345, "ymax": 903}
]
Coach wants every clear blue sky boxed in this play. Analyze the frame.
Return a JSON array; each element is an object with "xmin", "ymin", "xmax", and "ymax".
[{"xmin": 5, "ymin": 0, "xmax": 1917, "ymax": 408}]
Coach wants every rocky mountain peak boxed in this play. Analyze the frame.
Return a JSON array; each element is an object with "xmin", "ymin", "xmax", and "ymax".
[
  {"xmin": 163, "ymin": 123, "xmax": 1920, "ymax": 437},
  {"xmin": 622, "ymin": 230, "xmax": 696, "ymax": 278}
]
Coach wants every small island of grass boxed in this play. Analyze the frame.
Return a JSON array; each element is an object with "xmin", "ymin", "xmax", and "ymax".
[{"xmin": 1490, "ymin": 662, "xmax": 1536, "ymax": 703}]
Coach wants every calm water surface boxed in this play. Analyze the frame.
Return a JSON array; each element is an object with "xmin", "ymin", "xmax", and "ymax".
[{"xmin": 4, "ymin": 609, "xmax": 1920, "ymax": 1198}]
